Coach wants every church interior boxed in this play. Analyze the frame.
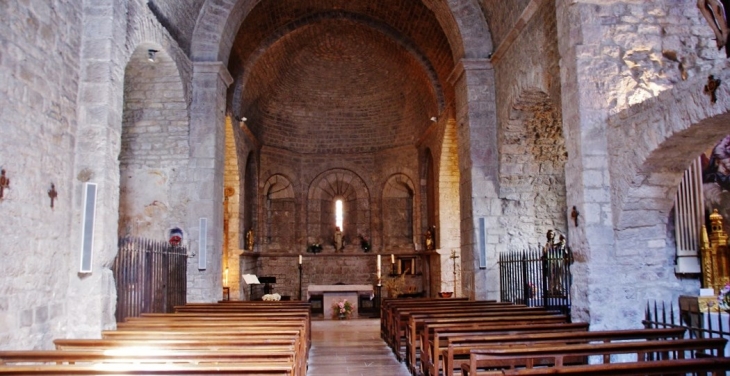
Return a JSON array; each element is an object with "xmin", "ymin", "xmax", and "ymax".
[{"xmin": 3, "ymin": 0, "xmax": 730, "ymax": 373}]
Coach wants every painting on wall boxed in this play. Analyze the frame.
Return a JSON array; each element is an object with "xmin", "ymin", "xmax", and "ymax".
[{"xmin": 703, "ymin": 134, "xmax": 730, "ymax": 234}]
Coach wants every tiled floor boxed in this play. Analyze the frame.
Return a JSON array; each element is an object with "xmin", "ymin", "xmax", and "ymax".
[{"xmin": 306, "ymin": 318, "xmax": 410, "ymax": 376}]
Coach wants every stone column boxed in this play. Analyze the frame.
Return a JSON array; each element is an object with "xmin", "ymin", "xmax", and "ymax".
[
  {"xmin": 449, "ymin": 59, "xmax": 501, "ymax": 300},
  {"xmin": 187, "ymin": 62, "xmax": 233, "ymax": 302}
]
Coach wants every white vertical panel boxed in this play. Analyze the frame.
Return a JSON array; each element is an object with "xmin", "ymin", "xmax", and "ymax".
[
  {"xmin": 198, "ymin": 217, "xmax": 207, "ymax": 270},
  {"xmin": 79, "ymin": 183, "xmax": 97, "ymax": 273},
  {"xmin": 674, "ymin": 157, "xmax": 703, "ymax": 274}
]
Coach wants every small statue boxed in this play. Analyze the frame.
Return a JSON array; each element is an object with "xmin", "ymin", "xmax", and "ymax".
[
  {"xmin": 246, "ymin": 228, "xmax": 254, "ymax": 251},
  {"xmin": 334, "ymin": 226, "xmax": 343, "ymax": 252},
  {"xmin": 425, "ymin": 229, "xmax": 434, "ymax": 251}
]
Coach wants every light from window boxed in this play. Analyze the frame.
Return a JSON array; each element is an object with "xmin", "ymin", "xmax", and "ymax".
[{"xmin": 335, "ymin": 199, "xmax": 343, "ymax": 231}]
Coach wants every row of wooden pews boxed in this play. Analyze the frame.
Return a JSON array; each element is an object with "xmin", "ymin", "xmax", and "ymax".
[
  {"xmin": 380, "ymin": 297, "xmax": 730, "ymax": 376},
  {"xmin": 0, "ymin": 301, "xmax": 311, "ymax": 375}
]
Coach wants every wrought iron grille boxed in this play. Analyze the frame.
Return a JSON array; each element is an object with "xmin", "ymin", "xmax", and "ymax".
[
  {"xmin": 112, "ymin": 237, "xmax": 188, "ymax": 322},
  {"xmin": 498, "ymin": 238, "xmax": 572, "ymax": 317},
  {"xmin": 643, "ymin": 301, "xmax": 729, "ymax": 358}
]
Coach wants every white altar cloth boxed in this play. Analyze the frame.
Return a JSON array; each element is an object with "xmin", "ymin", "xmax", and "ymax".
[{"xmin": 307, "ymin": 284, "xmax": 373, "ymax": 319}]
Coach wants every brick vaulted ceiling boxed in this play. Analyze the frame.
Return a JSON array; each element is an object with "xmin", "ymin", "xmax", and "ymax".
[
  {"xmin": 150, "ymin": 0, "xmax": 474, "ymax": 154},
  {"xmin": 230, "ymin": 0, "xmax": 454, "ymax": 154}
]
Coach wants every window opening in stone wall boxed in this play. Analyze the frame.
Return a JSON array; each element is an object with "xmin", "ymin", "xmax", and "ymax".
[{"xmin": 335, "ymin": 199, "xmax": 344, "ymax": 232}]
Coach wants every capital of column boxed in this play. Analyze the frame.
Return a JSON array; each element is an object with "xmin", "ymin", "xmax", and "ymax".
[
  {"xmin": 193, "ymin": 61, "xmax": 234, "ymax": 87},
  {"xmin": 448, "ymin": 58, "xmax": 493, "ymax": 86}
]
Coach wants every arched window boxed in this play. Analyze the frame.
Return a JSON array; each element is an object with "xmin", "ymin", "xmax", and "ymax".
[{"xmin": 335, "ymin": 199, "xmax": 344, "ymax": 231}]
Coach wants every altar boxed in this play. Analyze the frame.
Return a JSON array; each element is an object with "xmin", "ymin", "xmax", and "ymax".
[{"xmin": 307, "ymin": 284, "xmax": 373, "ymax": 319}]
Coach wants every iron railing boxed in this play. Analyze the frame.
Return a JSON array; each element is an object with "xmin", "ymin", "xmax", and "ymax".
[
  {"xmin": 499, "ymin": 238, "xmax": 572, "ymax": 317},
  {"xmin": 643, "ymin": 300, "xmax": 729, "ymax": 358},
  {"xmin": 112, "ymin": 237, "xmax": 188, "ymax": 322}
]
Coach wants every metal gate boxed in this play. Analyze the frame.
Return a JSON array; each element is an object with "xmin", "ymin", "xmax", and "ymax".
[
  {"xmin": 498, "ymin": 231, "xmax": 573, "ymax": 317},
  {"xmin": 112, "ymin": 237, "xmax": 188, "ymax": 322}
]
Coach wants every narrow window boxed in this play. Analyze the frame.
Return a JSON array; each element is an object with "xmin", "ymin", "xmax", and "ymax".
[{"xmin": 335, "ymin": 199, "xmax": 344, "ymax": 231}]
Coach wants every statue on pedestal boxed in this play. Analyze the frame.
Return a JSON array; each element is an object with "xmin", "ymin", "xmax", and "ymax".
[
  {"xmin": 424, "ymin": 228, "xmax": 434, "ymax": 251},
  {"xmin": 246, "ymin": 228, "xmax": 255, "ymax": 251},
  {"xmin": 334, "ymin": 226, "xmax": 343, "ymax": 252}
]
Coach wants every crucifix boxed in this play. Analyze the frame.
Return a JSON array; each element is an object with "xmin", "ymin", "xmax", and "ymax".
[
  {"xmin": 48, "ymin": 183, "xmax": 58, "ymax": 208},
  {"xmin": 0, "ymin": 169, "xmax": 9, "ymax": 199},
  {"xmin": 450, "ymin": 249, "xmax": 460, "ymax": 297}
]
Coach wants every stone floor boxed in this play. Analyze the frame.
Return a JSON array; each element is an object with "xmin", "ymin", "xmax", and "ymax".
[{"xmin": 306, "ymin": 318, "xmax": 410, "ymax": 376}]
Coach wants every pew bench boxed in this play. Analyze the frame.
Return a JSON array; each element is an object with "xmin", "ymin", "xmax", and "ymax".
[
  {"xmin": 460, "ymin": 337, "xmax": 728, "ymax": 376},
  {"xmin": 421, "ymin": 322, "xmax": 591, "ymax": 376},
  {"xmin": 435, "ymin": 327, "xmax": 686, "ymax": 376},
  {"xmin": 406, "ymin": 314, "xmax": 568, "ymax": 374},
  {"xmin": 0, "ymin": 363, "xmax": 296, "ymax": 375},
  {"xmin": 499, "ymin": 357, "xmax": 730, "ymax": 375}
]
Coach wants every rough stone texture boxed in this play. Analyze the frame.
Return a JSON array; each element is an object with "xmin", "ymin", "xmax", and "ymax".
[{"xmin": 7, "ymin": 0, "xmax": 730, "ymax": 351}]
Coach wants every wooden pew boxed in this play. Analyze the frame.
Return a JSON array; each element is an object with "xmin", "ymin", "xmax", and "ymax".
[
  {"xmin": 460, "ymin": 337, "xmax": 728, "ymax": 376},
  {"xmin": 405, "ymin": 313, "xmax": 568, "ymax": 374},
  {"xmin": 435, "ymin": 327, "xmax": 686, "ymax": 376},
  {"xmin": 0, "ymin": 363, "xmax": 296, "ymax": 375},
  {"xmin": 421, "ymin": 322, "xmax": 591, "ymax": 376},
  {"xmin": 500, "ymin": 357, "xmax": 730, "ymax": 375},
  {"xmin": 385, "ymin": 301, "xmax": 509, "ymax": 350},
  {"xmin": 0, "ymin": 349, "xmax": 295, "ymax": 365},
  {"xmin": 388, "ymin": 303, "xmax": 544, "ymax": 361}
]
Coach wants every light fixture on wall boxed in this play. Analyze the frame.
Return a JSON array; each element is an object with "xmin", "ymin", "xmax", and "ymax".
[
  {"xmin": 430, "ymin": 116, "xmax": 437, "ymax": 122},
  {"xmin": 235, "ymin": 116, "xmax": 247, "ymax": 122},
  {"xmin": 147, "ymin": 49, "xmax": 158, "ymax": 62}
]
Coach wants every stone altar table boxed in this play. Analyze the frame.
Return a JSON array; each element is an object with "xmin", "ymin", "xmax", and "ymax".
[{"xmin": 307, "ymin": 284, "xmax": 373, "ymax": 319}]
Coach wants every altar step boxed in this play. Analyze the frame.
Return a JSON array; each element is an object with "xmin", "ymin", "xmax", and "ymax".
[{"xmin": 307, "ymin": 318, "xmax": 409, "ymax": 376}]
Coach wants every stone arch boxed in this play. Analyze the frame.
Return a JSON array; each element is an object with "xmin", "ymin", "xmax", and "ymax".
[
  {"xmin": 606, "ymin": 70, "xmax": 730, "ymax": 303},
  {"xmin": 191, "ymin": 0, "xmax": 493, "ymax": 64},
  {"xmin": 307, "ymin": 169, "xmax": 370, "ymax": 251},
  {"xmin": 261, "ymin": 174, "xmax": 296, "ymax": 251},
  {"xmin": 118, "ymin": 43, "xmax": 189, "ymax": 240},
  {"xmin": 231, "ymin": 10, "xmax": 445, "ymax": 115},
  {"xmin": 499, "ymin": 90, "xmax": 567, "ymax": 249},
  {"xmin": 382, "ymin": 173, "xmax": 417, "ymax": 249}
]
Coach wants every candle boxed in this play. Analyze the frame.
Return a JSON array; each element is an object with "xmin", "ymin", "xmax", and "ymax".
[
  {"xmin": 299, "ymin": 255, "xmax": 302, "ymax": 264},
  {"xmin": 377, "ymin": 255, "xmax": 381, "ymax": 279},
  {"xmin": 391, "ymin": 254, "xmax": 395, "ymax": 264}
]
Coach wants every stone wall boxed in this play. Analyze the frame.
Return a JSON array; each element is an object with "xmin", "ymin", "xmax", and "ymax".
[{"xmin": 0, "ymin": 0, "xmax": 83, "ymax": 350}]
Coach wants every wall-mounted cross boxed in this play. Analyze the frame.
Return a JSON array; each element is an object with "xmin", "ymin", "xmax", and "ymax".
[
  {"xmin": 0, "ymin": 170, "xmax": 9, "ymax": 199},
  {"xmin": 48, "ymin": 183, "xmax": 57, "ymax": 208}
]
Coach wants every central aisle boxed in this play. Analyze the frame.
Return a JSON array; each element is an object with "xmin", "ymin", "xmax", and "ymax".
[{"xmin": 306, "ymin": 318, "xmax": 410, "ymax": 376}]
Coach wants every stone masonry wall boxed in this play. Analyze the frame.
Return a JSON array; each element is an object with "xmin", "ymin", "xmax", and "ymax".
[
  {"xmin": 0, "ymin": 0, "xmax": 83, "ymax": 349},
  {"xmin": 493, "ymin": 0, "xmax": 567, "ymax": 251},
  {"xmin": 556, "ymin": 0, "xmax": 726, "ymax": 328}
]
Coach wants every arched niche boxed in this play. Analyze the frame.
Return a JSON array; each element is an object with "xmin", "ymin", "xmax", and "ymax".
[
  {"xmin": 119, "ymin": 43, "xmax": 188, "ymax": 239},
  {"xmin": 307, "ymin": 169, "xmax": 370, "ymax": 251},
  {"xmin": 382, "ymin": 174, "xmax": 417, "ymax": 249},
  {"xmin": 261, "ymin": 174, "xmax": 295, "ymax": 251}
]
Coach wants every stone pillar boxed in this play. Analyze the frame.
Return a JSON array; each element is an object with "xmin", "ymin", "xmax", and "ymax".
[
  {"xmin": 449, "ymin": 59, "xmax": 501, "ymax": 300},
  {"xmin": 187, "ymin": 62, "xmax": 233, "ymax": 302}
]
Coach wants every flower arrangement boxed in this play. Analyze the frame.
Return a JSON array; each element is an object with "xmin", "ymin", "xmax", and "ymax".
[
  {"xmin": 262, "ymin": 293, "xmax": 281, "ymax": 301},
  {"xmin": 718, "ymin": 284, "xmax": 730, "ymax": 312},
  {"xmin": 332, "ymin": 299, "xmax": 353, "ymax": 319}
]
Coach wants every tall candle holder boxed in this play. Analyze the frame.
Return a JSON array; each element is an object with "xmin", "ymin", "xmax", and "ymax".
[{"xmin": 298, "ymin": 256, "xmax": 303, "ymax": 301}]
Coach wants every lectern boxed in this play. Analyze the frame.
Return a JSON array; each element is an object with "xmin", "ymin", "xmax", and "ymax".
[{"xmin": 259, "ymin": 276, "xmax": 277, "ymax": 295}]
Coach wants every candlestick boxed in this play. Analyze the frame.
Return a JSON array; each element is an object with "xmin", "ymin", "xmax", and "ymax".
[
  {"xmin": 299, "ymin": 254, "xmax": 302, "ymax": 264},
  {"xmin": 391, "ymin": 254, "xmax": 395, "ymax": 264}
]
